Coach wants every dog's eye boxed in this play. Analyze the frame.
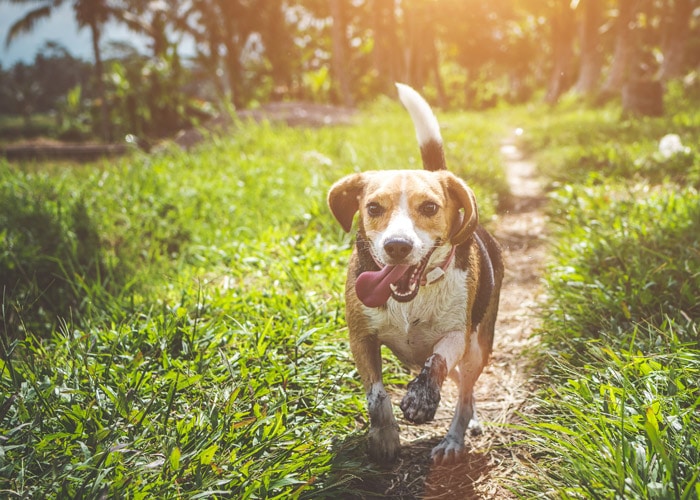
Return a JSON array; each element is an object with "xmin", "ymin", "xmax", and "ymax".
[
  {"xmin": 366, "ymin": 202, "xmax": 385, "ymax": 217},
  {"xmin": 419, "ymin": 201, "xmax": 439, "ymax": 217}
]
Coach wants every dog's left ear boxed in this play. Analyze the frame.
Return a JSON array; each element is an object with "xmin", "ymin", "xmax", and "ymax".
[
  {"xmin": 443, "ymin": 173, "xmax": 479, "ymax": 245},
  {"xmin": 328, "ymin": 173, "xmax": 365, "ymax": 232}
]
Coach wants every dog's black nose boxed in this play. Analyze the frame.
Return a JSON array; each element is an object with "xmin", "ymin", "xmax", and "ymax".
[{"xmin": 384, "ymin": 238, "xmax": 413, "ymax": 260}]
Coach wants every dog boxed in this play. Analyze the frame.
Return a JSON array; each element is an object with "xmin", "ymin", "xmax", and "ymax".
[{"xmin": 327, "ymin": 83, "xmax": 503, "ymax": 465}]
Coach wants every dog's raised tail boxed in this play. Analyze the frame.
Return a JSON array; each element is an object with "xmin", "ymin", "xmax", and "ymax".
[{"xmin": 395, "ymin": 83, "xmax": 446, "ymax": 171}]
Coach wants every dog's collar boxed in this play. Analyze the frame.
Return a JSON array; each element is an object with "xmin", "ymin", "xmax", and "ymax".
[{"xmin": 422, "ymin": 245, "xmax": 456, "ymax": 285}]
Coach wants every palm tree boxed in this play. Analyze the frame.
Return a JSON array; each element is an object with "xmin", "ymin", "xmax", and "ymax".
[{"xmin": 4, "ymin": 0, "xmax": 116, "ymax": 141}]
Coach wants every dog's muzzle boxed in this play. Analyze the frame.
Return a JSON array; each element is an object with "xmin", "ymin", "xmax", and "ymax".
[{"xmin": 355, "ymin": 243, "xmax": 453, "ymax": 308}]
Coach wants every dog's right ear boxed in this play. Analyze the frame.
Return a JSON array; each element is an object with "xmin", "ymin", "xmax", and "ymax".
[{"xmin": 327, "ymin": 173, "xmax": 365, "ymax": 232}]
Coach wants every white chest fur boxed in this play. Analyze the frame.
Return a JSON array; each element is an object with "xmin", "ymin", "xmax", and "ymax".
[{"xmin": 365, "ymin": 267, "xmax": 469, "ymax": 368}]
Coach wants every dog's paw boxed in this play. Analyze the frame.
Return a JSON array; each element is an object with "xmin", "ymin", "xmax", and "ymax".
[
  {"xmin": 368, "ymin": 424, "xmax": 401, "ymax": 464},
  {"xmin": 400, "ymin": 371, "xmax": 441, "ymax": 424},
  {"xmin": 431, "ymin": 435, "xmax": 465, "ymax": 465}
]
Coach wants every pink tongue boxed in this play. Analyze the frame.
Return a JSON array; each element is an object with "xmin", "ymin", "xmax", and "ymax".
[{"xmin": 355, "ymin": 265, "xmax": 410, "ymax": 308}]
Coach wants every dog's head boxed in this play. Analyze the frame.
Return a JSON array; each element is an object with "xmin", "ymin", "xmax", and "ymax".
[{"xmin": 328, "ymin": 170, "xmax": 478, "ymax": 306}]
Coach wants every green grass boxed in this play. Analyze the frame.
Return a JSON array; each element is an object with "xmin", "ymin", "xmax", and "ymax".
[
  {"xmin": 10, "ymin": 93, "xmax": 698, "ymax": 498},
  {"xmin": 544, "ymin": 182, "xmax": 700, "ymax": 347},
  {"xmin": 523, "ymin": 323, "xmax": 699, "ymax": 499},
  {"xmin": 0, "ymin": 114, "xmax": 65, "ymax": 143},
  {"xmin": 512, "ymin": 96, "xmax": 700, "ymax": 498},
  {"xmin": 0, "ymin": 101, "xmax": 508, "ymax": 497},
  {"xmin": 514, "ymin": 86, "xmax": 700, "ymax": 189}
]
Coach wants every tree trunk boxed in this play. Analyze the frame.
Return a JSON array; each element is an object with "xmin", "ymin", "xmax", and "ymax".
[
  {"xmin": 204, "ymin": 30, "xmax": 227, "ymax": 102},
  {"xmin": 401, "ymin": 2, "xmax": 444, "ymax": 106},
  {"xmin": 545, "ymin": 0, "xmax": 577, "ymax": 104},
  {"xmin": 261, "ymin": 0, "xmax": 294, "ymax": 100},
  {"xmin": 658, "ymin": 0, "xmax": 693, "ymax": 81},
  {"xmin": 89, "ymin": 20, "xmax": 110, "ymax": 142},
  {"xmin": 429, "ymin": 37, "xmax": 446, "ymax": 108},
  {"xmin": 151, "ymin": 11, "xmax": 169, "ymax": 59},
  {"xmin": 599, "ymin": 0, "xmax": 639, "ymax": 100},
  {"xmin": 403, "ymin": 4, "xmax": 419, "ymax": 87},
  {"xmin": 224, "ymin": 39, "xmax": 244, "ymax": 108},
  {"xmin": 330, "ymin": 0, "xmax": 353, "ymax": 106},
  {"xmin": 219, "ymin": 4, "xmax": 246, "ymax": 110},
  {"xmin": 574, "ymin": 0, "xmax": 603, "ymax": 95},
  {"xmin": 372, "ymin": 0, "xmax": 401, "ymax": 94}
]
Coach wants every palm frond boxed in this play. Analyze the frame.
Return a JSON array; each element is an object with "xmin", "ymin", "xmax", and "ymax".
[{"xmin": 5, "ymin": 5, "xmax": 54, "ymax": 48}]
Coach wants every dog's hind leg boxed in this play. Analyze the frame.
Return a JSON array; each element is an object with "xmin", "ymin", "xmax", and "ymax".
[{"xmin": 430, "ymin": 333, "xmax": 485, "ymax": 465}]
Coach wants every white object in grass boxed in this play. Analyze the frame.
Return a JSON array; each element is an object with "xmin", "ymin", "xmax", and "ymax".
[{"xmin": 658, "ymin": 134, "xmax": 690, "ymax": 158}]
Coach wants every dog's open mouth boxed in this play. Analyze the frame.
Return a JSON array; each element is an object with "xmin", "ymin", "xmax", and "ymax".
[{"xmin": 355, "ymin": 247, "xmax": 437, "ymax": 308}]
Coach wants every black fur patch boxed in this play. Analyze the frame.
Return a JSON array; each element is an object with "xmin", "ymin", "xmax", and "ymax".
[
  {"xmin": 399, "ymin": 354, "xmax": 446, "ymax": 424},
  {"xmin": 454, "ymin": 225, "xmax": 499, "ymax": 327},
  {"xmin": 420, "ymin": 139, "xmax": 447, "ymax": 171}
]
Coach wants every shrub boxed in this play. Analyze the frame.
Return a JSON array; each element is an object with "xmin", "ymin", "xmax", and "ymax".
[
  {"xmin": 545, "ymin": 182, "xmax": 700, "ymax": 352},
  {"xmin": 521, "ymin": 182, "xmax": 700, "ymax": 498},
  {"xmin": 0, "ymin": 166, "xmax": 109, "ymax": 338},
  {"xmin": 522, "ymin": 322, "xmax": 700, "ymax": 499}
]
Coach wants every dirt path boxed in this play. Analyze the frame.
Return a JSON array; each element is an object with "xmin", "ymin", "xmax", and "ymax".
[{"xmin": 372, "ymin": 135, "xmax": 549, "ymax": 498}]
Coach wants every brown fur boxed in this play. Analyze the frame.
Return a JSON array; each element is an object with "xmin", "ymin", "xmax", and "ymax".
[
  {"xmin": 327, "ymin": 86, "xmax": 502, "ymax": 465},
  {"xmin": 328, "ymin": 169, "xmax": 503, "ymax": 465}
]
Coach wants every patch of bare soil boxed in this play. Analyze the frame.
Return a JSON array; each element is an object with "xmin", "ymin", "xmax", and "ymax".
[
  {"xmin": 356, "ymin": 137, "xmax": 548, "ymax": 499},
  {"xmin": 239, "ymin": 101, "xmax": 355, "ymax": 127},
  {"xmin": 1, "ymin": 102, "xmax": 355, "ymax": 160},
  {"xmin": 172, "ymin": 102, "xmax": 355, "ymax": 150},
  {"xmin": 0, "ymin": 139, "xmax": 128, "ymax": 161}
]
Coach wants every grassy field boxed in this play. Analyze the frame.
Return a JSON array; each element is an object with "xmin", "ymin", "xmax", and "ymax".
[
  {"xmin": 2, "ymin": 90, "xmax": 699, "ymax": 498},
  {"xmin": 512, "ymin": 87, "xmax": 700, "ymax": 498},
  {"xmin": 0, "ymin": 99, "xmax": 508, "ymax": 498}
]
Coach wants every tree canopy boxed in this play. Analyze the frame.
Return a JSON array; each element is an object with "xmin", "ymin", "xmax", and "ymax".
[{"xmin": 2, "ymin": 0, "xmax": 700, "ymax": 139}]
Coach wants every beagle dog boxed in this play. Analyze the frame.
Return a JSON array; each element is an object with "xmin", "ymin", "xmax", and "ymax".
[{"xmin": 327, "ymin": 84, "xmax": 503, "ymax": 465}]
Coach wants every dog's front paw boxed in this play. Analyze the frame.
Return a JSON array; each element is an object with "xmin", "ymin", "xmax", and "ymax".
[
  {"xmin": 400, "ymin": 371, "xmax": 441, "ymax": 424},
  {"xmin": 431, "ymin": 434, "xmax": 465, "ymax": 465},
  {"xmin": 368, "ymin": 424, "xmax": 401, "ymax": 464}
]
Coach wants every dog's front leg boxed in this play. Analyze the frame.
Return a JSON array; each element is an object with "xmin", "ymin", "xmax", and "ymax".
[
  {"xmin": 400, "ymin": 329, "xmax": 466, "ymax": 424},
  {"xmin": 351, "ymin": 334, "xmax": 400, "ymax": 464}
]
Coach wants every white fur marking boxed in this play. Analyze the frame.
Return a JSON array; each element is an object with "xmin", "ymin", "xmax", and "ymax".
[
  {"xmin": 396, "ymin": 83, "xmax": 443, "ymax": 147},
  {"xmin": 367, "ymin": 266, "xmax": 469, "ymax": 368},
  {"xmin": 367, "ymin": 382, "xmax": 393, "ymax": 424},
  {"xmin": 432, "ymin": 330, "xmax": 467, "ymax": 372},
  {"xmin": 375, "ymin": 174, "xmax": 432, "ymax": 265}
]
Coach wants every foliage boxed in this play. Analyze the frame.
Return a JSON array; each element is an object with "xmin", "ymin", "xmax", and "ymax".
[
  {"xmin": 523, "ymin": 324, "xmax": 700, "ymax": 499},
  {"xmin": 513, "ymin": 102, "xmax": 700, "ymax": 497},
  {"xmin": 519, "ymin": 99, "xmax": 700, "ymax": 189},
  {"xmin": 104, "ymin": 48, "xmax": 214, "ymax": 139},
  {"xmin": 56, "ymin": 85, "xmax": 93, "ymax": 141},
  {"xmin": 4, "ymin": 0, "xmax": 700, "ymax": 141},
  {"xmin": 545, "ymin": 183, "xmax": 700, "ymax": 348},
  {"xmin": 0, "ymin": 105, "xmax": 506, "ymax": 496},
  {"xmin": 0, "ymin": 43, "xmax": 93, "ymax": 141},
  {"xmin": 0, "ymin": 44, "xmax": 90, "ymax": 119},
  {"xmin": 0, "ymin": 266, "xmax": 364, "ymax": 498},
  {"xmin": 0, "ymin": 167, "xmax": 112, "ymax": 338}
]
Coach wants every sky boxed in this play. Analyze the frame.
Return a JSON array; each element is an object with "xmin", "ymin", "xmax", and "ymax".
[{"xmin": 0, "ymin": 3, "xmax": 149, "ymax": 67}]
